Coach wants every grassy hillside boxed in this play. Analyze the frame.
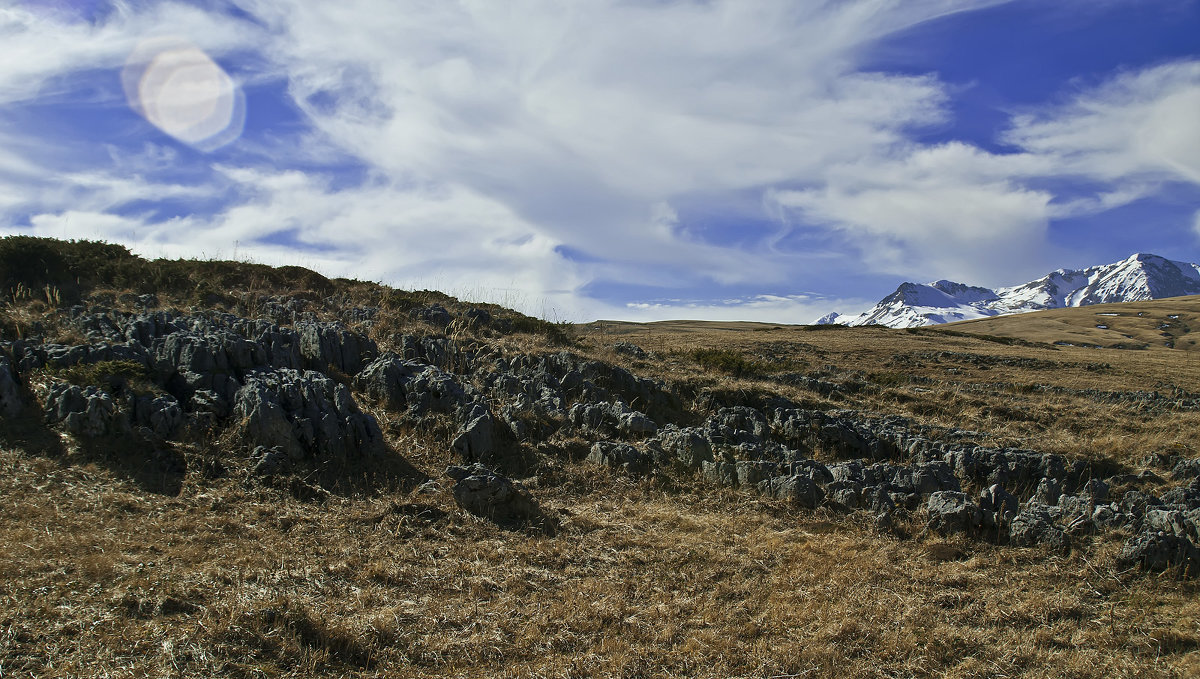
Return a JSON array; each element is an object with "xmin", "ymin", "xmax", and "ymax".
[
  {"xmin": 580, "ymin": 311, "xmax": 1200, "ymax": 466},
  {"xmin": 949, "ymin": 295, "xmax": 1200, "ymax": 352},
  {"xmin": 2, "ymin": 238, "xmax": 1199, "ymax": 678}
]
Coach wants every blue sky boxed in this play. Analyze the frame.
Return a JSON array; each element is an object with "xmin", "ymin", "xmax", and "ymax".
[{"xmin": 1, "ymin": 0, "xmax": 1199, "ymax": 322}]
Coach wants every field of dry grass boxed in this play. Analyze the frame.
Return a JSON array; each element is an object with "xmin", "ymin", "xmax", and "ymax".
[
  {"xmin": 952, "ymin": 296, "xmax": 1200, "ymax": 352},
  {"xmin": 3, "ymin": 241, "xmax": 1200, "ymax": 677},
  {"xmin": 578, "ymin": 305, "xmax": 1200, "ymax": 468},
  {"xmin": 3, "ymin": 438, "xmax": 1198, "ymax": 678}
]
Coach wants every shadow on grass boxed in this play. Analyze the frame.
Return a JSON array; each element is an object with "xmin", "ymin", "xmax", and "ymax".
[
  {"xmin": 0, "ymin": 413, "xmax": 186, "ymax": 495},
  {"xmin": 311, "ymin": 447, "xmax": 429, "ymax": 497}
]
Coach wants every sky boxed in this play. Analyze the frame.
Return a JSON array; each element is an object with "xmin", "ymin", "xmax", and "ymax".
[{"xmin": 1, "ymin": 0, "xmax": 1199, "ymax": 323}]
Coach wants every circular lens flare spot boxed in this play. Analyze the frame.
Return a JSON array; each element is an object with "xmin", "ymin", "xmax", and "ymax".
[{"xmin": 123, "ymin": 38, "xmax": 245, "ymax": 152}]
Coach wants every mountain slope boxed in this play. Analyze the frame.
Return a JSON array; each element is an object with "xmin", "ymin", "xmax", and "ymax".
[{"xmin": 823, "ymin": 253, "xmax": 1200, "ymax": 328}]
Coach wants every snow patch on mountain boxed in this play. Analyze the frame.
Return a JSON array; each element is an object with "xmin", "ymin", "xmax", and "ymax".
[
  {"xmin": 814, "ymin": 312, "xmax": 844, "ymax": 325},
  {"xmin": 819, "ymin": 254, "xmax": 1200, "ymax": 328}
]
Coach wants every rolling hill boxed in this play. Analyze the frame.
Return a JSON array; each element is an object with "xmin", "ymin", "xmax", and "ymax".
[{"xmin": 2, "ymin": 237, "xmax": 1200, "ymax": 678}]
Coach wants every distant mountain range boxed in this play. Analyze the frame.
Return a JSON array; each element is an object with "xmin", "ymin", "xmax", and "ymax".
[{"xmin": 817, "ymin": 253, "xmax": 1200, "ymax": 328}]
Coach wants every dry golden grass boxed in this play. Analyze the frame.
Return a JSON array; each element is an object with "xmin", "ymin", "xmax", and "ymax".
[
  {"xmin": 4, "ymin": 286, "xmax": 1200, "ymax": 676},
  {"xmin": 575, "ymin": 304, "xmax": 1200, "ymax": 467},
  {"xmin": 2, "ymin": 445, "xmax": 1199, "ymax": 678},
  {"xmin": 951, "ymin": 295, "xmax": 1200, "ymax": 352}
]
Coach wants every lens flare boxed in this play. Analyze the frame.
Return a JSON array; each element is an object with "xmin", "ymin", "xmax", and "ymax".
[{"xmin": 122, "ymin": 38, "xmax": 245, "ymax": 152}]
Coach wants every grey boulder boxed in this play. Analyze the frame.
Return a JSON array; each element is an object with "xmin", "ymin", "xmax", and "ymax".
[
  {"xmin": 979, "ymin": 484, "xmax": 1019, "ymax": 518},
  {"xmin": 1009, "ymin": 504, "xmax": 1071, "ymax": 552},
  {"xmin": 42, "ymin": 383, "xmax": 125, "ymax": 437},
  {"xmin": 587, "ymin": 441, "xmax": 650, "ymax": 476},
  {"xmin": 234, "ymin": 368, "xmax": 383, "ymax": 462},
  {"xmin": 762, "ymin": 474, "xmax": 824, "ymax": 509},
  {"xmin": 447, "ymin": 463, "xmax": 544, "ymax": 526},
  {"xmin": 1117, "ymin": 531, "xmax": 1200, "ymax": 576},
  {"xmin": 926, "ymin": 491, "xmax": 982, "ymax": 535},
  {"xmin": 451, "ymin": 406, "xmax": 496, "ymax": 462},
  {"xmin": 131, "ymin": 394, "xmax": 183, "ymax": 438},
  {"xmin": 654, "ymin": 427, "xmax": 713, "ymax": 470}
]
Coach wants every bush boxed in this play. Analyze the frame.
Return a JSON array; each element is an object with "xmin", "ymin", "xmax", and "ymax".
[
  {"xmin": 690, "ymin": 348, "xmax": 761, "ymax": 378},
  {"xmin": 43, "ymin": 359, "xmax": 159, "ymax": 395},
  {"xmin": 0, "ymin": 237, "xmax": 142, "ymax": 302},
  {"xmin": 508, "ymin": 315, "xmax": 574, "ymax": 345},
  {"xmin": 0, "ymin": 236, "xmax": 339, "ymax": 305}
]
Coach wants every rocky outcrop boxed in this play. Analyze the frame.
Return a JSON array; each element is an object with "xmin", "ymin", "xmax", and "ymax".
[
  {"xmin": 1173, "ymin": 458, "xmax": 1200, "ymax": 481},
  {"xmin": 650, "ymin": 426, "xmax": 713, "ymax": 470},
  {"xmin": 297, "ymin": 321, "xmax": 376, "ymax": 374},
  {"xmin": 567, "ymin": 401, "xmax": 658, "ymax": 438},
  {"xmin": 42, "ymin": 383, "xmax": 124, "ymax": 437},
  {"xmin": 587, "ymin": 441, "xmax": 651, "ymax": 476},
  {"xmin": 11, "ymin": 296, "xmax": 1200, "ymax": 579},
  {"xmin": 249, "ymin": 445, "xmax": 292, "ymax": 478},
  {"xmin": 1009, "ymin": 504, "xmax": 1071, "ymax": 552},
  {"xmin": 452, "ymin": 404, "xmax": 497, "ymax": 463},
  {"xmin": 0, "ymin": 355, "xmax": 22, "ymax": 418},
  {"xmin": 447, "ymin": 463, "xmax": 545, "ymax": 527},
  {"xmin": 979, "ymin": 483, "xmax": 1019, "ymax": 519},
  {"xmin": 130, "ymin": 394, "xmax": 183, "ymax": 438},
  {"xmin": 233, "ymin": 369, "xmax": 384, "ymax": 463},
  {"xmin": 1117, "ymin": 531, "xmax": 1200, "ymax": 575},
  {"xmin": 411, "ymin": 304, "xmax": 452, "ymax": 328},
  {"xmin": 356, "ymin": 354, "xmax": 473, "ymax": 415},
  {"xmin": 926, "ymin": 491, "xmax": 982, "ymax": 535},
  {"xmin": 762, "ymin": 474, "xmax": 824, "ymax": 508},
  {"xmin": 613, "ymin": 342, "xmax": 648, "ymax": 359}
]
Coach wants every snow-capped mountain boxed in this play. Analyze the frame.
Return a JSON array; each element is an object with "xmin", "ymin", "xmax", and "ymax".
[{"xmin": 818, "ymin": 253, "xmax": 1200, "ymax": 329}]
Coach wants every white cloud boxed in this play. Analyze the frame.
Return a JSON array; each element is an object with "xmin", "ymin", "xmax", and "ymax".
[
  {"xmin": 238, "ymin": 0, "xmax": 996, "ymax": 283},
  {"xmin": 615, "ymin": 293, "xmax": 871, "ymax": 325},
  {"xmin": 769, "ymin": 143, "xmax": 1058, "ymax": 285},
  {"xmin": 769, "ymin": 60, "xmax": 1200, "ymax": 286},
  {"xmin": 3, "ymin": 0, "xmax": 1015, "ymax": 319},
  {"xmin": 0, "ymin": 4, "xmax": 260, "ymax": 106},
  {"xmin": 0, "ymin": 157, "xmax": 217, "ymax": 221},
  {"xmin": 1005, "ymin": 60, "xmax": 1200, "ymax": 186},
  {"xmin": 4, "ymin": 1, "xmax": 1198, "ymax": 323},
  {"xmin": 0, "ymin": 5, "xmax": 256, "ymax": 242}
]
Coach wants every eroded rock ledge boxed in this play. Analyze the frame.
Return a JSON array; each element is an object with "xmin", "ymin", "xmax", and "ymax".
[{"xmin": 3, "ymin": 299, "xmax": 1198, "ymax": 577}]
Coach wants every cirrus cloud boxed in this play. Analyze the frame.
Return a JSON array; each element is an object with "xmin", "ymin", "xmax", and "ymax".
[{"xmin": 1, "ymin": 1, "xmax": 1198, "ymax": 322}]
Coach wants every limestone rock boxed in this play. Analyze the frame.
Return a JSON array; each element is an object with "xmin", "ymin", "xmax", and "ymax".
[
  {"xmin": 1117, "ymin": 531, "xmax": 1200, "ymax": 576},
  {"xmin": 233, "ymin": 368, "xmax": 383, "ymax": 462},
  {"xmin": 653, "ymin": 426, "xmax": 713, "ymax": 469},
  {"xmin": 587, "ymin": 441, "xmax": 650, "ymax": 476},
  {"xmin": 42, "ymin": 383, "xmax": 125, "ymax": 437},
  {"xmin": 926, "ymin": 491, "xmax": 982, "ymax": 535},
  {"xmin": 131, "ymin": 394, "xmax": 183, "ymax": 438},
  {"xmin": 451, "ymin": 406, "xmax": 496, "ymax": 463},
  {"xmin": 447, "ymin": 463, "xmax": 543, "ymax": 526},
  {"xmin": 762, "ymin": 474, "xmax": 824, "ymax": 508},
  {"xmin": 979, "ymin": 484, "xmax": 1019, "ymax": 518},
  {"xmin": 1172, "ymin": 458, "xmax": 1200, "ymax": 481},
  {"xmin": 1009, "ymin": 504, "xmax": 1070, "ymax": 552}
]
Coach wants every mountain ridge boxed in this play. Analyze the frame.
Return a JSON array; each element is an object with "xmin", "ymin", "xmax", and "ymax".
[{"xmin": 820, "ymin": 253, "xmax": 1200, "ymax": 328}]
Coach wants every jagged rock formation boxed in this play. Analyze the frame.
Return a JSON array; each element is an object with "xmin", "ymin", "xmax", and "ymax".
[
  {"xmin": 2, "ymin": 290, "xmax": 1200, "ymax": 576},
  {"xmin": 234, "ymin": 368, "xmax": 385, "ymax": 462}
]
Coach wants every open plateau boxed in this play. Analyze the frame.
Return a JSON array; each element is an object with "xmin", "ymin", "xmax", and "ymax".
[{"xmin": 3, "ymin": 237, "xmax": 1200, "ymax": 678}]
